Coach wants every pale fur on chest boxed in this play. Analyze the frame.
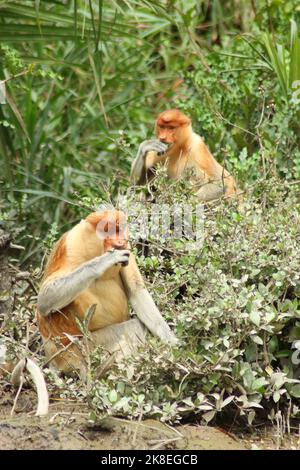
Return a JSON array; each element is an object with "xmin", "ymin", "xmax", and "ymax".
[
  {"xmin": 73, "ymin": 271, "xmax": 129, "ymax": 331},
  {"xmin": 91, "ymin": 276, "xmax": 129, "ymax": 329},
  {"xmin": 166, "ymin": 135, "xmax": 209, "ymax": 182}
]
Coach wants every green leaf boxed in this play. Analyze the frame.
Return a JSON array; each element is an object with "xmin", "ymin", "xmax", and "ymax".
[
  {"xmin": 262, "ymin": 32, "xmax": 288, "ymax": 96},
  {"xmin": 84, "ymin": 304, "xmax": 97, "ymax": 330},
  {"xmin": 202, "ymin": 410, "xmax": 216, "ymax": 423},
  {"xmin": 290, "ymin": 385, "xmax": 300, "ymax": 398},
  {"xmin": 220, "ymin": 396, "xmax": 235, "ymax": 408},
  {"xmin": 271, "ymin": 373, "xmax": 286, "ymax": 389},
  {"xmin": 268, "ymin": 336, "xmax": 279, "ymax": 354},
  {"xmin": 275, "ymin": 350, "xmax": 291, "ymax": 358},
  {"xmin": 5, "ymin": 90, "xmax": 30, "ymax": 141},
  {"xmin": 251, "ymin": 377, "xmax": 268, "ymax": 392},
  {"xmin": 108, "ymin": 390, "xmax": 118, "ymax": 403},
  {"xmin": 247, "ymin": 410, "xmax": 256, "ymax": 425},
  {"xmin": 290, "ymin": 20, "xmax": 300, "ymax": 86},
  {"xmin": 252, "ymin": 335, "xmax": 263, "ymax": 345},
  {"xmin": 250, "ymin": 309, "xmax": 260, "ymax": 327}
]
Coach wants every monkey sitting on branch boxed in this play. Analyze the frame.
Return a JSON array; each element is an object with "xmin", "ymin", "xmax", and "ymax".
[
  {"xmin": 36, "ymin": 207, "xmax": 178, "ymax": 377},
  {"xmin": 131, "ymin": 109, "xmax": 239, "ymax": 202}
]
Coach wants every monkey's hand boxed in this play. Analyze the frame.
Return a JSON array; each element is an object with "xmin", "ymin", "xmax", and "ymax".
[
  {"xmin": 106, "ymin": 249, "xmax": 130, "ymax": 267},
  {"xmin": 131, "ymin": 140, "xmax": 168, "ymax": 184},
  {"xmin": 38, "ymin": 250, "xmax": 131, "ymax": 316},
  {"xmin": 138, "ymin": 139, "xmax": 168, "ymax": 159},
  {"xmin": 108, "ymin": 249, "xmax": 130, "ymax": 266}
]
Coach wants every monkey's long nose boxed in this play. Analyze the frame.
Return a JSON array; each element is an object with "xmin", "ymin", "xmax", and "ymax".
[{"xmin": 114, "ymin": 239, "xmax": 127, "ymax": 249}]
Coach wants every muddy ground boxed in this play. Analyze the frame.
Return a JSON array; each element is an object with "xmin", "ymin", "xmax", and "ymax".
[{"xmin": 0, "ymin": 388, "xmax": 299, "ymax": 450}]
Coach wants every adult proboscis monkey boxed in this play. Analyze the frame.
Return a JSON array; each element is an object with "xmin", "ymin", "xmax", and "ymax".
[
  {"xmin": 131, "ymin": 109, "xmax": 238, "ymax": 202},
  {"xmin": 36, "ymin": 208, "xmax": 177, "ymax": 377}
]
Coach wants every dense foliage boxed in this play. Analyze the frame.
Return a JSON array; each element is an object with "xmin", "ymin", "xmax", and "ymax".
[
  {"xmin": 0, "ymin": 1, "xmax": 300, "ymax": 427},
  {"xmin": 87, "ymin": 178, "xmax": 300, "ymax": 424}
]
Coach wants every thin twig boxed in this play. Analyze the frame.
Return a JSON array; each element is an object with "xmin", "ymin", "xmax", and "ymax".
[
  {"xmin": 132, "ymin": 409, "xmax": 143, "ymax": 447},
  {"xmin": 150, "ymin": 436, "xmax": 182, "ymax": 450},
  {"xmin": 11, "ymin": 373, "xmax": 24, "ymax": 416},
  {"xmin": 0, "ymin": 69, "xmax": 29, "ymax": 85},
  {"xmin": 42, "ymin": 341, "xmax": 74, "ymax": 367}
]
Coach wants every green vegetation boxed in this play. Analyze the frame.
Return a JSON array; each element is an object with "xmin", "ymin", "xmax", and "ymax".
[{"xmin": 1, "ymin": 1, "xmax": 300, "ymax": 428}]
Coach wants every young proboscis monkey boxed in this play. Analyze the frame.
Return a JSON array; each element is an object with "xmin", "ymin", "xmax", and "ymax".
[
  {"xmin": 131, "ymin": 109, "xmax": 238, "ymax": 202},
  {"xmin": 37, "ymin": 208, "xmax": 177, "ymax": 377}
]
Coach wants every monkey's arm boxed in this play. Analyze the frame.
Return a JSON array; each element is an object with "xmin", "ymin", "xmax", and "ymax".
[
  {"xmin": 120, "ymin": 254, "xmax": 178, "ymax": 346},
  {"xmin": 37, "ymin": 250, "xmax": 130, "ymax": 316},
  {"xmin": 144, "ymin": 151, "xmax": 167, "ymax": 170},
  {"xmin": 130, "ymin": 288, "xmax": 178, "ymax": 345},
  {"xmin": 131, "ymin": 140, "xmax": 168, "ymax": 185}
]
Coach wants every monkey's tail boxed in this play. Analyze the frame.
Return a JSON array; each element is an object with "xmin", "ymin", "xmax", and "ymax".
[{"xmin": 3, "ymin": 357, "xmax": 49, "ymax": 416}]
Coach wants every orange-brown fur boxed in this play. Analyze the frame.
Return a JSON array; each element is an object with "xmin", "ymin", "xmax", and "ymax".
[
  {"xmin": 36, "ymin": 209, "xmax": 177, "ymax": 374},
  {"xmin": 151, "ymin": 109, "xmax": 238, "ymax": 200},
  {"xmin": 43, "ymin": 233, "xmax": 67, "ymax": 279},
  {"xmin": 37, "ymin": 211, "xmax": 129, "ymax": 362},
  {"xmin": 37, "ymin": 302, "xmax": 82, "ymax": 347}
]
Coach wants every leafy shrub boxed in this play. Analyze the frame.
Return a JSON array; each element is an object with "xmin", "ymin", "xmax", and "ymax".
[{"xmin": 89, "ymin": 177, "xmax": 300, "ymax": 425}]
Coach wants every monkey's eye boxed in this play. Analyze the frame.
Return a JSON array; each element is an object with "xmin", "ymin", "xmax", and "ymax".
[
  {"xmin": 96, "ymin": 220, "xmax": 118, "ymax": 239},
  {"xmin": 159, "ymin": 125, "xmax": 176, "ymax": 130}
]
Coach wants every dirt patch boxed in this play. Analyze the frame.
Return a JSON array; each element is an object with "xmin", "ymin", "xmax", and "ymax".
[
  {"xmin": 0, "ymin": 388, "xmax": 248, "ymax": 450},
  {"xmin": 0, "ymin": 387, "xmax": 298, "ymax": 450}
]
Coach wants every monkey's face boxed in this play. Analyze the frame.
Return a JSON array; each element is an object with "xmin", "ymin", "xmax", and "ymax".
[
  {"xmin": 156, "ymin": 109, "xmax": 191, "ymax": 146},
  {"xmin": 156, "ymin": 124, "xmax": 177, "ymax": 144},
  {"xmin": 95, "ymin": 211, "xmax": 128, "ymax": 252}
]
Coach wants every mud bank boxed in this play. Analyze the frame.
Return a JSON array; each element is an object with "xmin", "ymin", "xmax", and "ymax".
[{"xmin": 0, "ymin": 389, "xmax": 299, "ymax": 450}]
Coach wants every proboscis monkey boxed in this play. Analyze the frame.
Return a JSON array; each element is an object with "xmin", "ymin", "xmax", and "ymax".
[
  {"xmin": 36, "ymin": 207, "xmax": 177, "ymax": 376},
  {"xmin": 131, "ymin": 109, "xmax": 238, "ymax": 201}
]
